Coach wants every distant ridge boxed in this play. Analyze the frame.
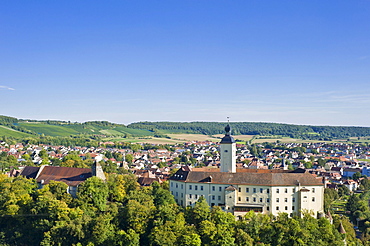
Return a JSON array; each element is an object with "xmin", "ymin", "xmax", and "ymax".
[
  {"xmin": 1, "ymin": 115, "xmax": 370, "ymax": 140},
  {"xmin": 128, "ymin": 121, "xmax": 370, "ymax": 140}
]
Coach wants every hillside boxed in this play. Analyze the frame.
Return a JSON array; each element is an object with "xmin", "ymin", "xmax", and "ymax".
[
  {"xmin": 128, "ymin": 121, "xmax": 370, "ymax": 140},
  {"xmin": 0, "ymin": 116, "xmax": 154, "ymax": 139},
  {"xmin": 2, "ymin": 115, "xmax": 370, "ymax": 141}
]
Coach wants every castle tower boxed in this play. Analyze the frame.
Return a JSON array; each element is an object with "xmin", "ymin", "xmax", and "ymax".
[
  {"xmin": 92, "ymin": 160, "xmax": 106, "ymax": 181},
  {"xmin": 220, "ymin": 123, "xmax": 236, "ymax": 173}
]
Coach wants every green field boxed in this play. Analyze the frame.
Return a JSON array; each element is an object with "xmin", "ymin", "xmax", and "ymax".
[
  {"xmin": 0, "ymin": 126, "xmax": 34, "ymax": 138},
  {"xmin": 19, "ymin": 123, "xmax": 80, "ymax": 137}
]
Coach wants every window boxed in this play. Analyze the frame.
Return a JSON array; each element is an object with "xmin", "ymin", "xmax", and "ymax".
[
  {"xmin": 285, "ymin": 206, "xmax": 288, "ymax": 210},
  {"xmin": 200, "ymin": 186, "xmax": 203, "ymax": 191},
  {"xmin": 189, "ymin": 194, "xmax": 192, "ymax": 199},
  {"xmin": 276, "ymin": 206, "xmax": 279, "ymax": 211},
  {"xmin": 218, "ymin": 196, "xmax": 221, "ymax": 201},
  {"xmin": 238, "ymin": 197, "xmax": 241, "ymax": 201},
  {"xmin": 276, "ymin": 189, "xmax": 280, "ymax": 193},
  {"xmin": 219, "ymin": 187, "xmax": 222, "ymax": 192},
  {"xmin": 212, "ymin": 195, "xmax": 215, "ymax": 200},
  {"xmin": 224, "ymin": 150, "xmax": 228, "ymax": 152},
  {"xmin": 260, "ymin": 198, "xmax": 263, "ymax": 202},
  {"xmin": 239, "ymin": 187, "xmax": 241, "ymax": 192},
  {"xmin": 212, "ymin": 186, "xmax": 215, "ymax": 191},
  {"xmin": 253, "ymin": 197, "xmax": 256, "ymax": 202},
  {"xmin": 253, "ymin": 188, "xmax": 256, "ymax": 193},
  {"xmin": 246, "ymin": 197, "xmax": 249, "ymax": 202},
  {"xmin": 312, "ymin": 197, "xmax": 315, "ymax": 202},
  {"xmin": 189, "ymin": 201, "xmax": 192, "ymax": 205},
  {"xmin": 189, "ymin": 185, "xmax": 192, "ymax": 190},
  {"xmin": 176, "ymin": 192, "xmax": 178, "ymax": 196},
  {"xmin": 176, "ymin": 184, "xmax": 178, "ymax": 188},
  {"xmin": 246, "ymin": 188, "xmax": 249, "ymax": 192},
  {"xmin": 266, "ymin": 198, "xmax": 270, "ymax": 203},
  {"xmin": 260, "ymin": 188, "xmax": 263, "ymax": 193},
  {"xmin": 292, "ymin": 206, "xmax": 295, "ymax": 210},
  {"xmin": 292, "ymin": 197, "xmax": 295, "ymax": 202},
  {"xmin": 285, "ymin": 188, "xmax": 288, "ymax": 193},
  {"xmin": 171, "ymin": 191, "xmax": 173, "ymax": 195},
  {"xmin": 267, "ymin": 189, "xmax": 270, "ymax": 194},
  {"xmin": 276, "ymin": 198, "xmax": 279, "ymax": 202},
  {"xmin": 284, "ymin": 198, "xmax": 288, "ymax": 202},
  {"xmin": 312, "ymin": 188, "xmax": 315, "ymax": 193},
  {"xmin": 267, "ymin": 206, "xmax": 270, "ymax": 211},
  {"xmin": 181, "ymin": 184, "xmax": 183, "ymax": 189},
  {"xmin": 195, "ymin": 185, "xmax": 198, "ymax": 190},
  {"xmin": 195, "ymin": 194, "xmax": 198, "ymax": 199},
  {"xmin": 181, "ymin": 193, "xmax": 183, "ymax": 198},
  {"xmin": 292, "ymin": 188, "xmax": 296, "ymax": 193}
]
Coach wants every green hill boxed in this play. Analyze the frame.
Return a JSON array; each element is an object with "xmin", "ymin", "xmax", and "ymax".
[
  {"xmin": 2, "ymin": 115, "xmax": 370, "ymax": 141},
  {"xmin": 0, "ymin": 125, "xmax": 34, "ymax": 138},
  {"xmin": 19, "ymin": 123, "xmax": 81, "ymax": 137},
  {"xmin": 0, "ymin": 116, "xmax": 154, "ymax": 139},
  {"xmin": 128, "ymin": 121, "xmax": 370, "ymax": 140}
]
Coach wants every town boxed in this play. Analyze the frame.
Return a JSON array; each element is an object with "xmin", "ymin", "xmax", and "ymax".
[
  {"xmin": 2, "ymin": 136, "xmax": 369, "ymax": 191},
  {"xmin": 2, "ymin": 126, "xmax": 370, "ymax": 244}
]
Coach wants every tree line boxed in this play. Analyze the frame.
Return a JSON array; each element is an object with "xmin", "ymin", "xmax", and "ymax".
[
  {"xmin": 0, "ymin": 174, "xmax": 362, "ymax": 246},
  {"xmin": 128, "ymin": 121, "xmax": 370, "ymax": 140}
]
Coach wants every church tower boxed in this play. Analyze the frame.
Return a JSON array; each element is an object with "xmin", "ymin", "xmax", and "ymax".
[{"xmin": 220, "ymin": 123, "xmax": 236, "ymax": 173}]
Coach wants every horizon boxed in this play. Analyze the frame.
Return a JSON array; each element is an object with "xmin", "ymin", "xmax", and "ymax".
[
  {"xmin": 3, "ymin": 114, "xmax": 370, "ymax": 128},
  {"xmin": 1, "ymin": 1, "xmax": 370, "ymax": 127}
]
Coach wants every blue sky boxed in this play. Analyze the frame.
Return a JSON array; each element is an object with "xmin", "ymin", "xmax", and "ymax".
[{"xmin": 1, "ymin": 1, "xmax": 370, "ymax": 126}]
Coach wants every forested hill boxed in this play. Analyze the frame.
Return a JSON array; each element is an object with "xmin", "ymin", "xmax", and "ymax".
[
  {"xmin": 2, "ymin": 114, "xmax": 370, "ymax": 140},
  {"xmin": 0, "ymin": 115, "xmax": 153, "ymax": 139},
  {"xmin": 128, "ymin": 121, "xmax": 370, "ymax": 140}
]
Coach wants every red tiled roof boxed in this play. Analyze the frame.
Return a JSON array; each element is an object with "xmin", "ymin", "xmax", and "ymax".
[{"xmin": 37, "ymin": 166, "xmax": 92, "ymax": 187}]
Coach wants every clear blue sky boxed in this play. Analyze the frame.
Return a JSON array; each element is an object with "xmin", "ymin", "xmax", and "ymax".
[{"xmin": 1, "ymin": 1, "xmax": 370, "ymax": 126}]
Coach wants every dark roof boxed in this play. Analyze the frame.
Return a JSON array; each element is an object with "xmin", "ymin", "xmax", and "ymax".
[
  {"xmin": 138, "ymin": 177, "xmax": 161, "ymax": 186},
  {"xmin": 170, "ymin": 168, "xmax": 323, "ymax": 186},
  {"xmin": 220, "ymin": 124, "xmax": 236, "ymax": 144},
  {"xmin": 20, "ymin": 166, "xmax": 40, "ymax": 179},
  {"xmin": 36, "ymin": 166, "xmax": 92, "ymax": 187},
  {"xmin": 225, "ymin": 185, "xmax": 237, "ymax": 191},
  {"xmin": 220, "ymin": 135, "xmax": 235, "ymax": 144}
]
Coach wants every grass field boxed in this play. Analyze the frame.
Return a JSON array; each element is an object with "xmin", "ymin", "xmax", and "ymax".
[
  {"xmin": 168, "ymin": 134, "xmax": 221, "ymax": 142},
  {"xmin": 332, "ymin": 197, "xmax": 349, "ymax": 215},
  {"xmin": 19, "ymin": 123, "xmax": 80, "ymax": 136},
  {"xmin": 0, "ymin": 126, "xmax": 34, "ymax": 138}
]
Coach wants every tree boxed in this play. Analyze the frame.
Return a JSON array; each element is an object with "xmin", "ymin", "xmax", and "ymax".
[
  {"xmin": 191, "ymin": 196, "xmax": 210, "ymax": 227},
  {"xmin": 346, "ymin": 194, "xmax": 361, "ymax": 213},
  {"xmin": 125, "ymin": 154, "xmax": 134, "ymax": 164},
  {"xmin": 107, "ymin": 174, "xmax": 126, "ymax": 203},
  {"xmin": 77, "ymin": 176, "xmax": 108, "ymax": 212},
  {"xmin": 352, "ymin": 171, "xmax": 362, "ymax": 181}
]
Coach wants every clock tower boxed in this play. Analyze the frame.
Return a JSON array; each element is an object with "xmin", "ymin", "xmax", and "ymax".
[{"xmin": 220, "ymin": 123, "xmax": 236, "ymax": 173}]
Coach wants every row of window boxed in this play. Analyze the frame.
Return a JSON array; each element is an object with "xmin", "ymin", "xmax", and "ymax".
[
  {"xmin": 172, "ymin": 183, "xmax": 316, "ymax": 194},
  {"xmin": 239, "ymin": 187, "xmax": 270, "ymax": 193},
  {"xmin": 276, "ymin": 206, "xmax": 295, "ymax": 211},
  {"xmin": 172, "ymin": 182, "xmax": 228, "ymax": 192},
  {"xmin": 238, "ymin": 197, "xmax": 315, "ymax": 203}
]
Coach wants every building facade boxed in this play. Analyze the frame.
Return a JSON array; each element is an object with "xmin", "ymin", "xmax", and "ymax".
[{"xmin": 169, "ymin": 124, "xmax": 324, "ymax": 217}]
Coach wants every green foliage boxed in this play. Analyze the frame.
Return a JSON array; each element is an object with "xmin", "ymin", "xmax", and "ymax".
[
  {"xmin": 129, "ymin": 121, "xmax": 370, "ymax": 139},
  {"xmin": 0, "ymin": 173, "xmax": 363, "ymax": 246},
  {"xmin": 77, "ymin": 177, "xmax": 109, "ymax": 212}
]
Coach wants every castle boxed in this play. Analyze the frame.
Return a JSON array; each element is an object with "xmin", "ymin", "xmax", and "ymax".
[{"xmin": 169, "ymin": 124, "xmax": 324, "ymax": 217}]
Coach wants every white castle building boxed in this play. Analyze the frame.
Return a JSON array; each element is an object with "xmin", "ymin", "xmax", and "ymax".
[{"xmin": 169, "ymin": 124, "xmax": 324, "ymax": 217}]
